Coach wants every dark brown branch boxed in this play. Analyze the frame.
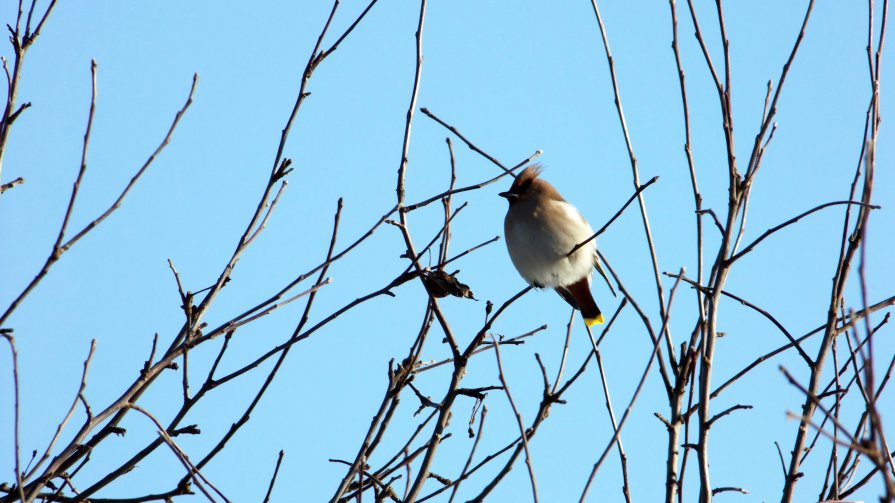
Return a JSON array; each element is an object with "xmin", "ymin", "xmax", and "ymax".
[
  {"xmin": 437, "ymin": 236, "xmax": 500, "ymax": 271},
  {"xmin": 335, "ymin": 1, "xmax": 429, "ymax": 499},
  {"xmin": 728, "ymin": 200, "xmax": 881, "ymax": 264},
  {"xmin": 419, "ymin": 107, "xmax": 522, "ymax": 176},
  {"xmin": 439, "ymin": 137, "xmax": 458, "ymax": 267},
  {"xmin": 128, "ymin": 405, "xmax": 225, "ymax": 502},
  {"xmin": 1, "ymin": 0, "xmax": 58, "ymax": 183},
  {"xmin": 696, "ymin": 209, "xmax": 725, "ymax": 235},
  {"xmin": 598, "ymin": 251, "xmax": 674, "ymax": 395},
  {"xmin": 5, "ymin": 102, "xmax": 30, "ymax": 126},
  {"xmin": 780, "ymin": 366, "xmax": 862, "ymax": 448},
  {"xmin": 490, "ymin": 334, "xmax": 539, "ymax": 502},
  {"xmin": 591, "ymin": 340, "xmax": 632, "ymax": 503},
  {"xmin": 580, "ymin": 268, "xmax": 686, "ymax": 500},
  {"xmin": 680, "ymin": 294, "xmax": 895, "ymax": 420},
  {"xmin": 711, "ymin": 487, "xmax": 747, "ymax": 496},
  {"xmin": 665, "ymin": 271, "xmax": 812, "ymax": 366},
  {"xmin": 2, "ymin": 70, "xmax": 197, "ymax": 338},
  {"xmin": 61, "ymin": 72, "xmax": 197, "ymax": 254},
  {"xmin": 461, "ymin": 330, "xmax": 597, "ymax": 503},
  {"xmin": 246, "ymin": 180, "xmax": 288, "ymax": 246},
  {"xmin": 839, "ymin": 452, "xmax": 895, "ymax": 499},
  {"xmin": 567, "ymin": 175, "xmax": 660, "ymax": 257},
  {"xmin": 182, "ymin": 0, "xmax": 371, "ymax": 354},
  {"xmin": 1, "ymin": 333, "xmax": 25, "ymax": 502},
  {"xmin": 262, "ymin": 450, "xmax": 284, "ymax": 503},
  {"xmin": 400, "ymin": 202, "xmax": 468, "ymax": 272},
  {"xmin": 183, "ymin": 198, "xmax": 342, "ymax": 481},
  {"xmin": 318, "ymin": 0, "xmax": 380, "ymax": 61},
  {"xmin": 21, "ymin": 0, "xmax": 58, "ymax": 49},
  {"xmin": 706, "ymin": 404, "xmax": 752, "ymax": 428},
  {"xmin": 414, "ymin": 324, "xmax": 547, "ymax": 374},
  {"xmin": 403, "ymin": 151, "xmax": 539, "ymax": 212},
  {"xmin": 403, "ymin": 285, "xmax": 531, "ymax": 503},
  {"xmin": 448, "ymin": 405, "xmax": 486, "ymax": 503},
  {"xmin": 588, "ymin": 0, "xmax": 671, "ymax": 374},
  {"xmin": 207, "ymin": 202, "xmax": 396, "ymax": 342},
  {"xmin": 1, "ymin": 61, "xmax": 99, "ymax": 327},
  {"xmin": 23, "ymin": 487, "xmax": 193, "ymax": 503},
  {"xmin": 27, "ymin": 341, "xmax": 96, "ymax": 480},
  {"xmin": 684, "ymin": 0, "xmax": 723, "ymax": 95},
  {"xmin": 372, "ymin": 409, "xmax": 438, "ymax": 482},
  {"xmin": 743, "ymin": 0, "xmax": 816, "ymax": 181},
  {"xmin": 783, "ymin": 86, "xmax": 880, "ymax": 503}
]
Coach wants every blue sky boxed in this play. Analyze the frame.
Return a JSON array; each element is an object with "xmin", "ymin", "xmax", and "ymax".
[{"xmin": 2, "ymin": 1, "xmax": 894, "ymax": 502}]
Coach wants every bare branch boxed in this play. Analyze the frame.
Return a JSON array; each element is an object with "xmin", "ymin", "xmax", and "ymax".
[
  {"xmin": 490, "ymin": 334, "xmax": 539, "ymax": 502},
  {"xmin": 26, "ymin": 340, "xmax": 96, "ymax": 480},
  {"xmin": 262, "ymin": 450, "xmax": 285, "ymax": 503},
  {"xmin": 404, "ymin": 151, "xmax": 539, "ymax": 212},
  {"xmin": 580, "ymin": 268, "xmax": 686, "ymax": 500},
  {"xmin": 1, "ymin": 332, "xmax": 25, "ymax": 502},
  {"xmin": 419, "ymin": 107, "xmax": 526, "ymax": 177},
  {"xmin": 128, "ymin": 404, "xmax": 226, "ymax": 502},
  {"xmin": 448, "ymin": 405, "xmax": 487, "ymax": 503},
  {"xmin": 61, "ymin": 72, "xmax": 198, "ymax": 254},
  {"xmin": 588, "ymin": 0, "xmax": 670, "ymax": 371},
  {"xmin": 567, "ymin": 175, "xmax": 660, "ymax": 257},
  {"xmin": 706, "ymin": 404, "xmax": 752, "ymax": 428},
  {"xmin": 728, "ymin": 200, "xmax": 880, "ymax": 264}
]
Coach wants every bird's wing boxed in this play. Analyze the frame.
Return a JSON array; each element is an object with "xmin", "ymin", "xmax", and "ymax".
[
  {"xmin": 554, "ymin": 285, "xmax": 578, "ymax": 308},
  {"xmin": 593, "ymin": 254, "xmax": 617, "ymax": 298}
]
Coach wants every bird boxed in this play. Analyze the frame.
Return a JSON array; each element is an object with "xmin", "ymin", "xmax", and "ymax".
[{"xmin": 499, "ymin": 164, "xmax": 615, "ymax": 326}]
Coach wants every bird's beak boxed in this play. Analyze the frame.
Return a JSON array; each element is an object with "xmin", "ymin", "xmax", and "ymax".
[{"xmin": 498, "ymin": 191, "xmax": 516, "ymax": 200}]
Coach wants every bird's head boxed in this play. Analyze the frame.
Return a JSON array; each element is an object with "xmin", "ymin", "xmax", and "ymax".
[{"xmin": 499, "ymin": 164, "xmax": 544, "ymax": 206}]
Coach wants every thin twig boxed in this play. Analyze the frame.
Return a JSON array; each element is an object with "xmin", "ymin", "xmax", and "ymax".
[
  {"xmin": 462, "ymin": 332, "xmax": 597, "ymax": 502},
  {"xmin": 405, "ymin": 151, "xmax": 540, "ymax": 212},
  {"xmin": 403, "ymin": 286, "xmax": 531, "ymax": 503},
  {"xmin": 0, "ymin": 0, "xmax": 59, "ymax": 182},
  {"xmin": 448, "ymin": 406, "xmax": 487, "ymax": 503},
  {"xmin": 665, "ymin": 271, "xmax": 812, "ymax": 365},
  {"xmin": 128, "ymin": 404, "xmax": 225, "ymax": 502},
  {"xmin": 597, "ymin": 251, "xmax": 673, "ymax": 396},
  {"xmin": 780, "ymin": 366, "xmax": 863, "ymax": 449},
  {"xmin": 490, "ymin": 334, "xmax": 539, "ymax": 502},
  {"xmin": 1, "ymin": 333, "xmax": 25, "ymax": 503},
  {"xmin": 246, "ymin": 180, "xmax": 288, "ymax": 246},
  {"xmin": 419, "ymin": 107, "xmax": 521, "ymax": 176},
  {"xmin": 696, "ymin": 209, "xmax": 724, "ymax": 235},
  {"xmin": 27, "ymin": 340, "xmax": 97, "ymax": 480},
  {"xmin": 580, "ymin": 268, "xmax": 685, "ymax": 501},
  {"xmin": 62, "ymin": 73, "xmax": 198, "ymax": 254},
  {"xmin": 588, "ymin": 0, "xmax": 670, "ymax": 372},
  {"xmin": 728, "ymin": 200, "xmax": 880, "ymax": 264},
  {"xmin": 567, "ymin": 176, "xmax": 660, "ymax": 257},
  {"xmin": 1, "ymin": 71, "xmax": 197, "ymax": 329},
  {"xmin": 589, "ymin": 329, "xmax": 632, "ymax": 503},
  {"xmin": 414, "ymin": 325, "xmax": 547, "ymax": 374},
  {"xmin": 553, "ymin": 310, "xmax": 577, "ymax": 396}
]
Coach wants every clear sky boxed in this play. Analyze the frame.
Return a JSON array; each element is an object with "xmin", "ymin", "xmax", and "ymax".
[{"xmin": 2, "ymin": 1, "xmax": 893, "ymax": 502}]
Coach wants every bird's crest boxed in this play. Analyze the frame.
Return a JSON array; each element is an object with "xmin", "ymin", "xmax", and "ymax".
[{"xmin": 509, "ymin": 164, "xmax": 543, "ymax": 194}]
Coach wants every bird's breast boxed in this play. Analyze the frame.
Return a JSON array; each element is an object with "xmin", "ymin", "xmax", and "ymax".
[{"xmin": 504, "ymin": 201, "xmax": 595, "ymax": 288}]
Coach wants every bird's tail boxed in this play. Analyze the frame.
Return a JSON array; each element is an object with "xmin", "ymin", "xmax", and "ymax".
[{"xmin": 555, "ymin": 278, "xmax": 604, "ymax": 326}]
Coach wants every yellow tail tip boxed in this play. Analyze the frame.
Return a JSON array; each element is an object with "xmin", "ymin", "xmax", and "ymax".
[{"xmin": 584, "ymin": 313, "xmax": 605, "ymax": 326}]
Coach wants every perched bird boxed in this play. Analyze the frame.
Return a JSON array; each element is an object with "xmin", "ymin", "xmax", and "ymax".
[{"xmin": 500, "ymin": 164, "xmax": 615, "ymax": 326}]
